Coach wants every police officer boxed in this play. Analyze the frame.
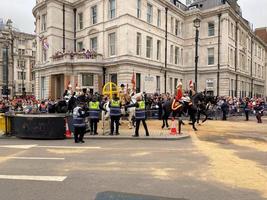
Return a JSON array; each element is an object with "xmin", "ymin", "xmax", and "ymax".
[
  {"xmin": 88, "ymin": 95, "xmax": 105, "ymax": 135},
  {"xmin": 72, "ymin": 102, "xmax": 86, "ymax": 143},
  {"xmin": 109, "ymin": 94, "xmax": 122, "ymax": 135},
  {"xmin": 128, "ymin": 95, "xmax": 149, "ymax": 137}
]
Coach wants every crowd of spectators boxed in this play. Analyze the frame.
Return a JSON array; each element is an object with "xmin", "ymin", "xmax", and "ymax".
[{"xmin": 1, "ymin": 92, "xmax": 266, "ymax": 121}]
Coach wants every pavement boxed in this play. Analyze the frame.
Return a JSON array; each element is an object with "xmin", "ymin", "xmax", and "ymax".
[
  {"xmin": 0, "ymin": 117, "xmax": 266, "ymax": 200},
  {"xmin": 0, "ymin": 119, "xmax": 190, "ymax": 140}
]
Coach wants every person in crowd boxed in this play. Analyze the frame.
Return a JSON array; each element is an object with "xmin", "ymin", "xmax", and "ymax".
[
  {"xmin": 109, "ymin": 94, "xmax": 122, "ymax": 135},
  {"xmin": 39, "ymin": 101, "xmax": 47, "ymax": 113},
  {"xmin": 254, "ymin": 100, "xmax": 265, "ymax": 123},
  {"xmin": 162, "ymin": 94, "xmax": 171, "ymax": 129},
  {"xmin": 243, "ymin": 97, "xmax": 250, "ymax": 121},
  {"xmin": 221, "ymin": 98, "xmax": 229, "ymax": 121},
  {"xmin": 88, "ymin": 95, "xmax": 106, "ymax": 135},
  {"xmin": 72, "ymin": 102, "xmax": 87, "ymax": 143},
  {"xmin": 68, "ymin": 92, "xmax": 77, "ymax": 113}
]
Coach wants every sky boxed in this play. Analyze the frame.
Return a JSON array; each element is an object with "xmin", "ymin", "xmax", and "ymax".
[{"xmin": 0, "ymin": 0, "xmax": 266, "ymax": 34}]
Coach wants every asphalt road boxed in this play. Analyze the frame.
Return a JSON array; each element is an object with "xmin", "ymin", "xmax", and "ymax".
[{"xmin": 0, "ymin": 118, "xmax": 267, "ymax": 200}]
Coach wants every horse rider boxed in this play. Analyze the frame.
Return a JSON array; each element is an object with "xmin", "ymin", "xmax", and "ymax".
[
  {"xmin": 109, "ymin": 94, "xmax": 122, "ymax": 135},
  {"xmin": 171, "ymin": 81, "xmax": 183, "ymax": 111},
  {"xmin": 72, "ymin": 102, "xmax": 87, "ymax": 143},
  {"xmin": 127, "ymin": 95, "xmax": 149, "ymax": 137},
  {"xmin": 88, "ymin": 95, "xmax": 106, "ymax": 135},
  {"xmin": 189, "ymin": 80, "xmax": 196, "ymax": 99}
]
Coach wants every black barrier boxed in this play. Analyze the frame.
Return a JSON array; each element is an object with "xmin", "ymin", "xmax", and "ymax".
[{"xmin": 12, "ymin": 114, "xmax": 66, "ymax": 139}]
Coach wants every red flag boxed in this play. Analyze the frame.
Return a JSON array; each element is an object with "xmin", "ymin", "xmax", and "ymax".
[{"xmin": 131, "ymin": 72, "xmax": 136, "ymax": 90}]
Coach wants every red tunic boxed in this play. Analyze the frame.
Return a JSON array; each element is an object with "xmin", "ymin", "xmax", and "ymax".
[{"xmin": 176, "ymin": 88, "xmax": 183, "ymax": 101}]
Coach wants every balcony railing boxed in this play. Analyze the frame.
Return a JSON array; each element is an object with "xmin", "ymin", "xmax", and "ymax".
[{"xmin": 51, "ymin": 50, "xmax": 103, "ymax": 63}]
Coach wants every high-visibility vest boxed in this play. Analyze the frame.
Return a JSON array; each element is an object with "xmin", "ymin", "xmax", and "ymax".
[
  {"xmin": 110, "ymin": 100, "xmax": 121, "ymax": 117},
  {"xmin": 135, "ymin": 101, "xmax": 146, "ymax": 120},
  {"xmin": 89, "ymin": 101, "xmax": 100, "ymax": 119},
  {"xmin": 72, "ymin": 106, "xmax": 86, "ymax": 127}
]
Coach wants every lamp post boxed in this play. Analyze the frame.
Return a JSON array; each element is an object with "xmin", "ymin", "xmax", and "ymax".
[
  {"xmin": 21, "ymin": 64, "xmax": 26, "ymax": 97},
  {"xmin": 193, "ymin": 17, "xmax": 201, "ymax": 93}
]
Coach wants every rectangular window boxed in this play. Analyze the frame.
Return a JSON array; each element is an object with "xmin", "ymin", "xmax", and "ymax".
[
  {"xmin": 146, "ymin": 36, "xmax": 152, "ymax": 58},
  {"xmin": 17, "ymin": 71, "xmax": 26, "ymax": 80},
  {"xmin": 170, "ymin": 78, "xmax": 173, "ymax": 94},
  {"xmin": 208, "ymin": 22, "xmax": 215, "ymax": 36},
  {"xmin": 175, "ymin": 46, "xmax": 179, "ymax": 64},
  {"xmin": 170, "ymin": 17, "xmax": 174, "ymax": 33},
  {"xmin": 136, "ymin": 73, "xmax": 141, "ymax": 93},
  {"xmin": 174, "ymin": 78, "xmax": 178, "ymax": 90},
  {"xmin": 156, "ymin": 40, "xmax": 161, "ymax": 60},
  {"xmin": 175, "ymin": 20, "xmax": 179, "ymax": 36},
  {"xmin": 82, "ymin": 74, "xmax": 94, "ymax": 86},
  {"xmin": 18, "ymin": 84, "xmax": 22, "ymax": 93},
  {"xmin": 109, "ymin": 0, "xmax": 116, "ymax": 19},
  {"xmin": 170, "ymin": 45, "xmax": 173, "ymax": 63},
  {"xmin": 136, "ymin": 33, "xmax": 142, "ymax": 56},
  {"xmin": 77, "ymin": 42, "xmax": 83, "ymax": 52},
  {"xmin": 41, "ymin": 14, "xmax": 47, "ymax": 31},
  {"xmin": 157, "ymin": 9, "xmax": 161, "ymax": 27},
  {"xmin": 156, "ymin": 76, "xmax": 160, "ymax": 93},
  {"xmin": 137, "ymin": 0, "xmax": 141, "ymax": 18},
  {"xmin": 108, "ymin": 32, "xmax": 116, "ymax": 56},
  {"xmin": 110, "ymin": 74, "xmax": 117, "ymax": 85},
  {"xmin": 90, "ymin": 37, "xmax": 97, "ymax": 52},
  {"xmin": 78, "ymin": 13, "xmax": 83, "ymax": 30},
  {"xmin": 147, "ymin": 3, "xmax": 153, "ymax": 24},
  {"xmin": 91, "ymin": 5, "xmax": 97, "ymax": 24},
  {"xmin": 208, "ymin": 48, "xmax": 215, "ymax": 65},
  {"xmin": 181, "ymin": 48, "xmax": 183, "ymax": 65}
]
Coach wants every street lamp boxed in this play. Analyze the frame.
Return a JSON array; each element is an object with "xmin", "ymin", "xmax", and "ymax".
[
  {"xmin": 193, "ymin": 17, "xmax": 201, "ymax": 93},
  {"xmin": 21, "ymin": 64, "xmax": 26, "ymax": 97}
]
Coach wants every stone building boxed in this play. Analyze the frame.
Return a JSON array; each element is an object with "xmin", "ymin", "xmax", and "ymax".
[
  {"xmin": 255, "ymin": 27, "xmax": 267, "ymax": 97},
  {"xmin": 32, "ymin": 0, "xmax": 266, "ymax": 99},
  {"xmin": 0, "ymin": 19, "xmax": 36, "ymax": 98}
]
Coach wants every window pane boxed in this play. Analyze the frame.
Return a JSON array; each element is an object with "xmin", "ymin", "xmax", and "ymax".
[
  {"xmin": 91, "ymin": 37, "xmax": 97, "ymax": 52},
  {"xmin": 136, "ymin": 73, "xmax": 141, "ymax": 93},
  {"xmin": 136, "ymin": 33, "xmax": 141, "ymax": 55},
  {"xmin": 208, "ymin": 22, "xmax": 214, "ymax": 36},
  {"xmin": 91, "ymin": 6, "xmax": 97, "ymax": 24},
  {"xmin": 82, "ymin": 74, "xmax": 94, "ymax": 86},
  {"xmin": 147, "ymin": 4, "xmax": 153, "ymax": 23},
  {"xmin": 109, "ymin": 33, "xmax": 116, "ymax": 56},
  {"xmin": 157, "ymin": 40, "xmax": 160, "ymax": 60},
  {"xmin": 137, "ymin": 0, "xmax": 141, "ymax": 18},
  {"xmin": 208, "ymin": 48, "xmax": 214, "ymax": 65},
  {"xmin": 109, "ymin": 0, "xmax": 116, "ymax": 19},
  {"xmin": 146, "ymin": 36, "xmax": 152, "ymax": 58}
]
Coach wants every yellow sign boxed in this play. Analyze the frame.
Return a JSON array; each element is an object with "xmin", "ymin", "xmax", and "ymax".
[{"xmin": 102, "ymin": 82, "xmax": 119, "ymax": 99}]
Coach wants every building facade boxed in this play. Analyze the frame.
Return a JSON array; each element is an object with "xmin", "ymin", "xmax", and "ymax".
[
  {"xmin": 255, "ymin": 27, "xmax": 267, "ymax": 97},
  {"xmin": 0, "ymin": 19, "xmax": 36, "ymax": 98},
  {"xmin": 32, "ymin": 0, "xmax": 266, "ymax": 99}
]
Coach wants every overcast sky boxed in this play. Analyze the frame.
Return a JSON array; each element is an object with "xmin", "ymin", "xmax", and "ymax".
[{"xmin": 0, "ymin": 0, "xmax": 266, "ymax": 34}]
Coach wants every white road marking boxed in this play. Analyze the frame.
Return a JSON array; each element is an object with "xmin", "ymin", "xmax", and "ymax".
[
  {"xmin": 1, "ymin": 157, "xmax": 65, "ymax": 160},
  {"xmin": 0, "ymin": 175, "xmax": 67, "ymax": 182},
  {"xmin": 37, "ymin": 146, "xmax": 101, "ymax": 149},
  {"xmin": 0, "ymin": 145, "xmax": 37, "ymax": 149}
]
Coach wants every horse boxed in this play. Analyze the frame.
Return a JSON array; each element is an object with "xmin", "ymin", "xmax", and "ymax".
[
  {"xmin": 193, "ymin": 92, "xmax": 217, "ymax": 124},
  {"xmin": 170, "ymin": 96, "xmax": 198, "ymax": 134}
]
